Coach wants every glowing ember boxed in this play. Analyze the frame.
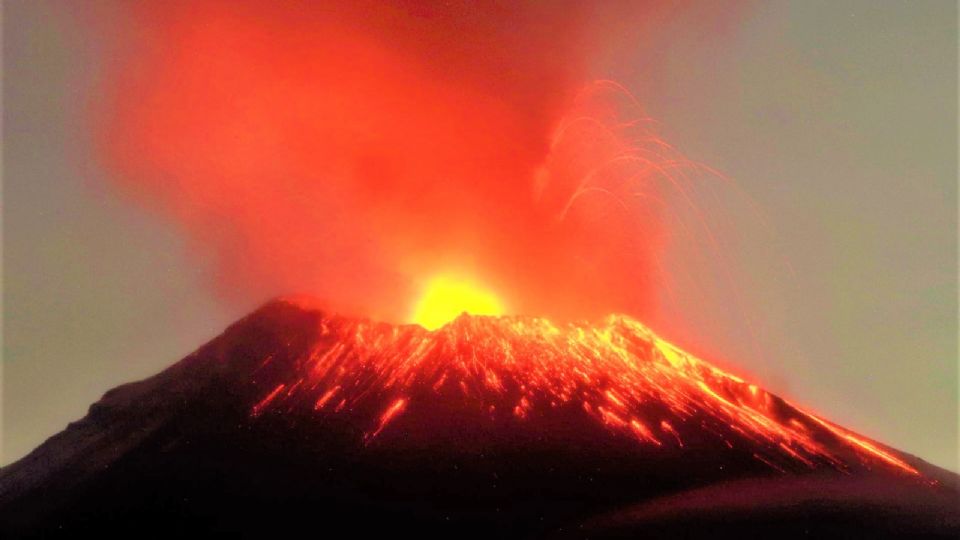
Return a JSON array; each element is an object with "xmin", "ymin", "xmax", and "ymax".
[
  {"xmin": 250, "ymin": 299, "xmax": 923, "ymax": 480},
  {"xmin": 411, "ymin": 275, "xmax": 504, "ymax": 330}
]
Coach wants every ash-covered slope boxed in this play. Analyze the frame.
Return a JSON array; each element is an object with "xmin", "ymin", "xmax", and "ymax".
[{"xmin": 1, "ymin": 298, "xmax": 956, "ymax": 538}]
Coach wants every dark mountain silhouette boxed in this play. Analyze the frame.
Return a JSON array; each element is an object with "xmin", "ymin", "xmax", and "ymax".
[{"xmin": 1, "ymin": 298, "xmax": 956, "ymax": 538}]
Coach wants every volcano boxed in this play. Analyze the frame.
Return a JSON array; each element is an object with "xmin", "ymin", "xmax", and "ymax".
[{"xmin": 1, "ymin": 298, "xmax": 957, "ymax": 538}]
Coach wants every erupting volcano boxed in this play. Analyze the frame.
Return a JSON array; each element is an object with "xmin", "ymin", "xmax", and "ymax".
[
  {"xmin": 253, "ymin": 297, "xmax": 920, "ymax": 478},
  {"xmin": 4, "ymin": 2, "xmax": 957, "ymax": 538},
  {"xmin": 1, "ymin": 299, "xmax": 956, "ymax": 538}
]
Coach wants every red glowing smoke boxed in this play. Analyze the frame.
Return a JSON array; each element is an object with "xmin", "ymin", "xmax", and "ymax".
[{"xmin": 90, "ymin": 1, "xmax": 684, "ymax": 323}]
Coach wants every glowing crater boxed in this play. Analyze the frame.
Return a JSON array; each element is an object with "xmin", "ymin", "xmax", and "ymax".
[{"xmin": 411, "ymin": 275, "xmax": 504, "ymax": 330}]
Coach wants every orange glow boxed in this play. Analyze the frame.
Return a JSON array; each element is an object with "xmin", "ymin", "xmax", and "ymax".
[
  {"xmin": 90, "ymin": 2, "xmax": 688, "ymax": 329},
  {"xmin": 807, "ymin": 415, "xmax": 919, "ymax": 476},
  {"xmin": 249, "ymin": 300, "xmax": 925, "ymax": 480},
  {"xmin": 411, "ymin": 275, "xmax": 504, "ymax": 330},
  {"xmin": 366, "ymin": 398, "xmax": 408, "ymax": 442},
  {"xmin": 83, "ymin": 3, "xmax": 926, "ymax": 484}
]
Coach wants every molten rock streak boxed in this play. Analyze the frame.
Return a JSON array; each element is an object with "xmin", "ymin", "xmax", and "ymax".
[{"xmin": 249, "ymin": 298, "xmax": 921, "ymax": 479}]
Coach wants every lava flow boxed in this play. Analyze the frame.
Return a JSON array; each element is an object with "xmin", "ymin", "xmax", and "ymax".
[{"xmin": 248, "ymin": 297, "xmax": 922, "ymax": 480}]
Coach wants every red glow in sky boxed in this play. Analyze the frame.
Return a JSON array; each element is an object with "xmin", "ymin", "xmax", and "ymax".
[{"xmin": 95, "ymin": 1, "xmax": 688, "ymax": 325}]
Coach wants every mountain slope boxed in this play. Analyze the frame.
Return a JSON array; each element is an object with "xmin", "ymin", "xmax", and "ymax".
[{"xmin": 1, "ymin": 298, "xmax": 956, "ymax": 538}]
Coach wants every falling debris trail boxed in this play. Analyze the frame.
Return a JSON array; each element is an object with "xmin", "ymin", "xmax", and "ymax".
[{"xmin": 248, "ymin": 298, "xmax": 922, "ymax": 478}]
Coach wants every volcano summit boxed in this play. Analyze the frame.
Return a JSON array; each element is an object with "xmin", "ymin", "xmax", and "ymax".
[{"xmin": 1, "ymin": 298, "xmax": 957, "ymax": 538}]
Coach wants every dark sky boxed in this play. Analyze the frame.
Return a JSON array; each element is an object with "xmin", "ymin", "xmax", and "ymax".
[{"xmin": 3, "ymin": 0, "xmax": 957, "ymax": 470}]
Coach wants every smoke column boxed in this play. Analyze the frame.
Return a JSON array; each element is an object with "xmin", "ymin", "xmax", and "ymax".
[{"xmin": 90, "ymin": 0, "xmax": 691, "ymax": 324}]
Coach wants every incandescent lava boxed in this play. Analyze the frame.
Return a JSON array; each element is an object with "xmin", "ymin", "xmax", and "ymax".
[{"xmin": 250, "ymin": 297, "xmax": 922, "ymax": 479}]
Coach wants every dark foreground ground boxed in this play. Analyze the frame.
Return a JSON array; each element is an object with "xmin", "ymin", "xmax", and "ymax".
[{"xmin": 2, "ymin": 413, "xmax": 956, "ymax": 539}]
